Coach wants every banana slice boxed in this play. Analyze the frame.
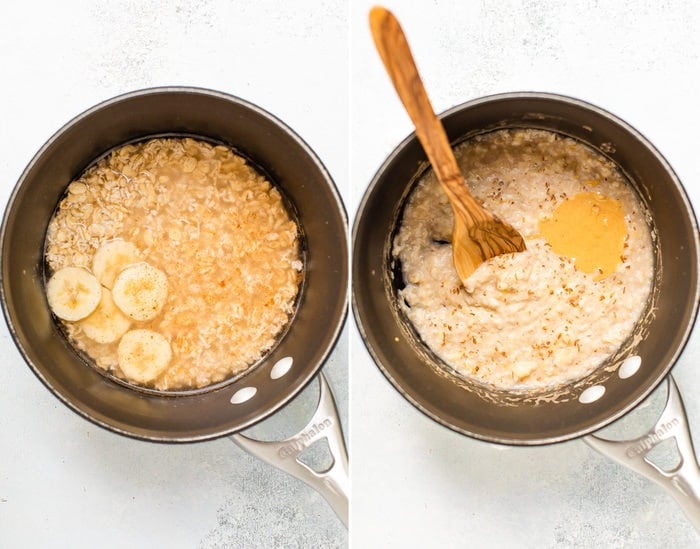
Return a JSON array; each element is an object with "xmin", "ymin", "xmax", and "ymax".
[
  {"xmin": 118, "ymin": 329, "xmax": 172, "ymax": 384},
  {"xmin": 79, "ymin": 289, "xmax": 132, "ymax": 344},
  {"xmin": 46, "ymin": 267, "xmax": 102, "ymax": 321},
  {"xmin": 92, "ymin": 239, "xmax": 141, "ymax": 289},
  {"xmin": 112, "ymin": 262, "xmax": 168, "ymax": 321}
]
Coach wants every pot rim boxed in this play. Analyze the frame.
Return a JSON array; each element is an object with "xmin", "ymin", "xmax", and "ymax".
[
  {"xmin": 352, "ymin": 90, "xmax": 700, "ymax": 445},
  {"xmin": 1, "ymin": 85, "xmax": 349, "ymax": 442}
]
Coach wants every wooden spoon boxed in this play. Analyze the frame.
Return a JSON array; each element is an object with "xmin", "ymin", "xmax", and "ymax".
[{"xmin": 369, "ymin": 6, "xmax": 526, "ymax": 282}]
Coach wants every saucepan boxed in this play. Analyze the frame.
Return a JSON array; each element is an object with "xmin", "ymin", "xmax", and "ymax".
[
  {"xmin": 1, "ymin": 87, "xmax": 349, "ymax": 525},
  {"xmin": 352, "ymin": 92, "xmax": 700, "ymax": 527}
]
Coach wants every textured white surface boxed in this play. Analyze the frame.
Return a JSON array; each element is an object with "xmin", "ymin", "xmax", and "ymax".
[
  {"xmin": 350, "ymin": 0, "xmax": 700, "ymax": 547},
  {"xmin": 4, "ymin": 0, "xmax": 700, "ymax": 547},
  {"xmin": 0, "ymin": 1, "xmax": 347, "ymax": 548}
]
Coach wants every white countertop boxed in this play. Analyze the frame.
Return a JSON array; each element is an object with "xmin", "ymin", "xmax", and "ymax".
[
  {"xmin": 349, "ymin": 0, "xmax": 700, "ymax": 547},
  {"xmin": 0, "ymin": 2, "xmax": 347, "ymax": 548},
  {"xmin": 3, "ymin": 0, "xmax": 700, "ymax": 547}
]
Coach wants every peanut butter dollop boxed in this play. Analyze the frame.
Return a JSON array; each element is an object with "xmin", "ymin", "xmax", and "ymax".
[{"xmin": 539, "ymin": 191, "xmax": 627, "ymax": 279}]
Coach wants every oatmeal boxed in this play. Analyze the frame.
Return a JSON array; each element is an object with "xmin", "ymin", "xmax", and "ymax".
[
  {"xmin": 393, "ymin": 129, "xmax": 654, "ymax": 391},
  {"xmin": 45, "ymin": 137, "xmax": 302, "ymax": 390}
]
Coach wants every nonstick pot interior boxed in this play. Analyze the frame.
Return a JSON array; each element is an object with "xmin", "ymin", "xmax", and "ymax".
[
  {"xmin": 352, "ymin": 92, "xmax": 699, "ymax": 445},
  {"xmin": 1, "ymin": 87, "xmax": 348, "ymax": 442}
]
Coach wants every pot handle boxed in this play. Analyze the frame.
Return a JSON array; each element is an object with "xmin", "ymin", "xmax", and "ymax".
[
  {"xmin": 229, "ymin": 373, "xmax": 349, "ymax": 527},
  {"xmin": 584, "ymin": 375, "xmax": 700, "ymax": 531}
]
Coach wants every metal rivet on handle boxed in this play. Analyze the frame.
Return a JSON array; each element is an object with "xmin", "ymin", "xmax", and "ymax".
[
  {"xmin": 618, "ymin": 355, "xmax": 642, "ymax": 379},
  {"xmin": 579, "ymin": 384, "xmax": 605, "ymax": 404},
  {"xmin": 230, "ymin": 386, "xmax": 257, "ymax": 404},
  {"xmin": 270, "ymin": 356, "xmax": 294, "ymax": 380}
]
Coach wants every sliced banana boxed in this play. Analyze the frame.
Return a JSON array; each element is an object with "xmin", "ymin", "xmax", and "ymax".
[
  {"xmin": 117, "ymin": 329, "xmax": 172, "ymax": 384},
  {"xmin": 46, "ymin": 267, "xmax": 102, "ymax": 321},
  {"xmin": 92, "ymin": 239, "xmax": 141, "ymax": 289},
  {"xmin": 112, "ymin": 262, "xmax": 168, "ymax": 321},
  {"xmin": 79, "ymin": 289, "xmax": 132, "ymax": 344}
]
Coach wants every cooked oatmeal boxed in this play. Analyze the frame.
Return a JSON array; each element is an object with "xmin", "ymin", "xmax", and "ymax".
[
  {"xmin": 393, "ymin": 129, "xmax": 654, "ymax": 391},
  {"xmin": 45, "ymin": 137, "xmax": 302, "ymax": 390}
]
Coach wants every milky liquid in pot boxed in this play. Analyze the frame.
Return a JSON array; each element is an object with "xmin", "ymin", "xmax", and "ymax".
[{"xmin": 44, "ymin": 137, "xmax": 303, "ymax": 391}]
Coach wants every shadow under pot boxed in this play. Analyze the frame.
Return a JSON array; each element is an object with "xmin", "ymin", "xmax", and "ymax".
[
  {"xmin": 353, "ymin": 92, "xmax": 699, "ymax": 446},
  {"xmin": 1, "ymin": 87, "xmax": 349, "ymax": 444}
]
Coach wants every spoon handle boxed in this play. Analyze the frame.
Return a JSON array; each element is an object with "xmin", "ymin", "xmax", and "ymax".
[{"xmin": 369, "ymin": 6, "xmax": 485, "ymax": 222}]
